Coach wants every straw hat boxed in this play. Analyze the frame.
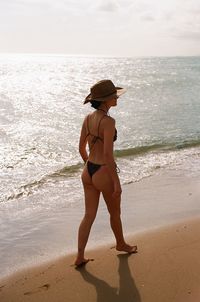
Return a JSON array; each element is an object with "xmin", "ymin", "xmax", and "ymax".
[{"xmin": 84, "ymin": 79, "xmax": 125, "ymax": 104}]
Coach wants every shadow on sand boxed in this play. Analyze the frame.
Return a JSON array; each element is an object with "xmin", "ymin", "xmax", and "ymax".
[{"xmin": 77, "ymin": 254, "xmax": 141, "ymax": 302}]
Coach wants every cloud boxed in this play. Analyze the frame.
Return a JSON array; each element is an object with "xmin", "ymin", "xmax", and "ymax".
[
  {"xmin": 0, "ymin": 0, "xmax": 93, "ymax": 17},
  {"xmin": 166, "ymin": 0, "xmax": 200, "ymax": 41},
  {"xmin": 128, "ymin": 0, "xmax": 200, "ymax": 42},
  {"xmin": 140, "ymin": 13, "xmax": 156, "ymax": 22},
  {"xmin": 1, "ymin": 0, "xmax": 200, "ymax": 55},
  {"xmin": 0, "ymin": 0, "xmax": 54, "ymax": 17},
  {"xmin": 177, "ymin": 31, "xmax": 200, "ymax": 40},
  {"xmin": 173, "ymin": 24, "xmax": 200, "ymax": 41},
  {"xmin": 94, "ymin": 0, "xmax": 119, "ymax": 12}
]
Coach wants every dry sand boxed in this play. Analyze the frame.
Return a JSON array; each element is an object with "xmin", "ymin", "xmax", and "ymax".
[
  {"xmin": 1, "ymin": 168, "xmax": 200, "ymax": 302},
  {"xmin": 1, "ymin": 216, "xmax": 200, "ymax": 302}
]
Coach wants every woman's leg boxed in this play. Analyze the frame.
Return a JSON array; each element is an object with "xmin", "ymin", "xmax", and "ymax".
[
  {"xmin": 102, "ymin": 191, "xmax": 125, "ymax": 247},
  {"xmin": 92, "ymin": 166, "xmax": 137, "ymax": 253},
  {"xmin": 75, "ymin": 165, "xmax": 100, "ymax": 265}
]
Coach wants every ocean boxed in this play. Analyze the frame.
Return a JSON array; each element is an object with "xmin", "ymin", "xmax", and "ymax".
[{"xmin": 0, "ymin": 54, "xmax": 200, "ymax": 276}]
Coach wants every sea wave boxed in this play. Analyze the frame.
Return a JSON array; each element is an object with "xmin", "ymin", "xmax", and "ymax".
[
  {"xmin": 4, "ymin": 138, "xmax": 200, "ymax": 202},
  {"xmin": 114, "ymin": 139, "xmax": 200, "ymax": 158},
  {"xmin": 5, "ymin": 163, "xmax": 84, "ymax": 202}
]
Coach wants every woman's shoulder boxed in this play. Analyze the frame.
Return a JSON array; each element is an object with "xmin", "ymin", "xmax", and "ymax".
[
  {"xmin": 102, "ymin": 115, "xmax": 115, "ymax": 126},
  {"xmin": 82, "ymin": 113, "xmax": 91, "ymax": 123},
  {"xmin": 104, "ymin": 114, "xmax": 115, "ymax": 122}
]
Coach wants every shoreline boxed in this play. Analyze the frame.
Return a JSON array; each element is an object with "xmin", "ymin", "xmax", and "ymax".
[
  {"xmin": 0, "ymin": 165, "xmax": 200, "ymax": 280},
  {"xmin": 1, "ymin": 216, "xmax": 200, "ymax": 301}
]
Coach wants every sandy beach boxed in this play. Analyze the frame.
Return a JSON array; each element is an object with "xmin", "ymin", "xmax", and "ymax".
[
  {"xmin": 0, "ymin": 167, "xmax": 200, "ymax": 302},
  {"xmin": 1, "ymin": 217, "xmax": 200, "ymax": 302},
  {"xmin": 1, "ymin": 54, "xmax": 200, "ymax": 302}
]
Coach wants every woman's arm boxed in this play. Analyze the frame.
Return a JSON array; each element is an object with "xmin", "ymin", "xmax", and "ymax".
[
  {"xmin": 79, "ymin": 117, "xmax": 88, "ymax": 163},
  {"xmin": 103, "ymin": 117, "xmax": 122, "ymax": 198}
]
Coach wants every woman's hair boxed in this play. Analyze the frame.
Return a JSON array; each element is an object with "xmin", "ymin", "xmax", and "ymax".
[{"xmin": 90, "ymin": 100, "xmax": 101, "ymax": 109}]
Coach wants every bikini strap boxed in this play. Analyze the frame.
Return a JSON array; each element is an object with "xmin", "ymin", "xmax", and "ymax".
[
  {"xmin": 97, "ymin": 115, "xmax": 106, "ymax": 139},
  {"xmin": 86, "ymin": 114, "xmax": 106, "ymax": 139}
]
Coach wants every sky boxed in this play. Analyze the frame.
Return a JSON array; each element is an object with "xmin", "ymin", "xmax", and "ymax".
[{"xmin": 0, "ymin": 0, "xmax": 200, "ymax": 56}]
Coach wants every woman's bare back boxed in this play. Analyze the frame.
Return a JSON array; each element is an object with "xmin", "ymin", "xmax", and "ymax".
[{"xmin": 83, "ymin": 110, "xmax": 115, "ymax": 164}]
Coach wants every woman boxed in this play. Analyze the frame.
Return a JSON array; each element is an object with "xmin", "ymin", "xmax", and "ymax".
[{"xmin": 75, "ymin": 80, "xmax": 137, "ymax": 267}]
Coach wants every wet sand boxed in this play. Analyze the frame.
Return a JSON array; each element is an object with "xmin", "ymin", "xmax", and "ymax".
[
  {"xmin": 0, "ymin": 168, "xmax": 200, "ymax": 302},
  {"xmin": 1, "ymin": 217, "xmax": 200, "ymax": 302}
]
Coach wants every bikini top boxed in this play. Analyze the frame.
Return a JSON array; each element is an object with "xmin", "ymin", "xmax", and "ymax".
[{"xmin": 85, "ymin": 113, "xmax": 117, "ymax": 150}]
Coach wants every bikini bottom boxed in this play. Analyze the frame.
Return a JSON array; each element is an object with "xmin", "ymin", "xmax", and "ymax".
[
  {"xmin": 87, "ymin": 161, "xmax": 120, "ymax": 178},
  {"xmin": 87, "ymin": 161, "xmax": 102, "ymax": 178}
]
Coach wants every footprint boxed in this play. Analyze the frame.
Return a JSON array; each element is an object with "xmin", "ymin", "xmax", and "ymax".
[
  {"xmin": 0, "ymin": 285, "xmax": 5, "ymax": 291},
  {"xmin": 24, "ymin": 292, "xmax": 32, "ymax": 296},
  {"xmin": 24, "ymin": 283, "xmax": 50, "ymax": 295},
  {"xmin": 39, "ymin": 284, "xmax": 50, "ymax": 290}
]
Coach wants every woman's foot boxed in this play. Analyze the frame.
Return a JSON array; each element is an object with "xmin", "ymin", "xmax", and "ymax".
[
  {"xmin": 116, "ymin": 243, "xmax": 138, "ymax": 254},
  {"xmin": 74, "ymin": 258, "xmax": 93, "ymax": 268}
]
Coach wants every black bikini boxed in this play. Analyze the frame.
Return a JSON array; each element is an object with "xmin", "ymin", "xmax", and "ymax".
[
  {"xmin": 87, "ymin": 161, "xmax": 102, "ymax": 178},
  {"xmin": 85, "ymin": 109, "xmax": 117, "ymax": 178}
]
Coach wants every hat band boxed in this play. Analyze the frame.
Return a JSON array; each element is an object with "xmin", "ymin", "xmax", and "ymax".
[{"xmin": 91, "ymin": 89, "xmax": 117, "ymax": 99}]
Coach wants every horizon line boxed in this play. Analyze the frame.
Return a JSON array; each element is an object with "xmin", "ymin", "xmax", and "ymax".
[{"xmin": 0, "ymin": 52, "xmax": 200, "ymax": 59}]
